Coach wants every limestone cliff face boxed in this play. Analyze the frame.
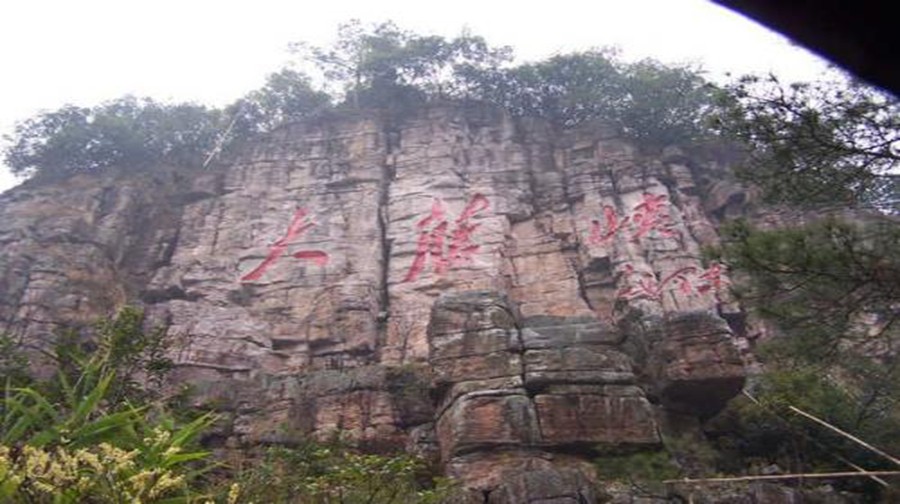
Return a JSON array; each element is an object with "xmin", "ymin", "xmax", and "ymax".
[{"xmin": 0, "ymin": 104, "xmax": 750, "ymax": 500}]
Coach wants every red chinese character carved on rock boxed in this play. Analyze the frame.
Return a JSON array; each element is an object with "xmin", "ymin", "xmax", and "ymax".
[
  {"xmin": 585, "ymin": 193, "xmax": 680, "ymax": 247},
  {"xmin": 617, "ymin": 261, "xmax": 729, "ymax": 303},
  {"xmin": 588, "ymin": 205, "xmax": 629, "ymax": 245},
  {"xmin": 696, "ymin": 262, "xmax": 727, "ymax": 296},
  {"xmin": 617, "ymin": 264, "xmax": 698, "ymax": 301},
  {"xmin": 404, "ymin": 194, "xmax": 490, "ymax": 282},
  {"xmin": 241, "ymin": 208, "xmax": 329, "ymax": 282},
  {"xmin": 630, "ymin": 192, "xmax": 678, "ymax": 241}
]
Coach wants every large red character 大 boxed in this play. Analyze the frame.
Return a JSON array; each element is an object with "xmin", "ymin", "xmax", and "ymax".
[{"xmin": 241, "ymin": 208, "xmax": 329, "ymax": 282}]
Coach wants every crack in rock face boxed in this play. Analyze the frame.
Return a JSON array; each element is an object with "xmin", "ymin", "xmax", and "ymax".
[{"xmin": 0, "ymin": 105, "xmax": 749, "ymax": 501}]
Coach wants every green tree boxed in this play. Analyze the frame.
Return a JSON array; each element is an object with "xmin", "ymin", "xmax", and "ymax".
[
  {"xmin": 460, "ymin": 49, "xmax": 625, "ymax": 125},
  {"xmin": 616, "ymin": 58, "xmax": 719, "ymax": 146},
  {"xmin": 293, "ymin": 20, "xmax": 511, "ymax": 109},
  {"xmin": 226, "ymin": 68, "xmax": 332, "ymax": 137},
  {"xmin": 5, "ymin": 23, "xmax": 730, "ymax": 184},
  {"xmin": 710, "ymin": 217, "xmax": 900, "ymax": 497},
  {"xmin": 716, "ymin": 74, "xmax": 900, "ymax": 210},
  {"xmin": 460, "ymin": 49, "xmax": 719, "ymax": 147},
  {"xmin": 4, "ymin": 97, "xmax": 223, "ymax": 181},
  {"xmin": 720, "ymin": 218, "xmax": 900, "ymax": 363},
  {"xmin": 708, "ymin": 74, "xmax": 900, "ymax": 500}
]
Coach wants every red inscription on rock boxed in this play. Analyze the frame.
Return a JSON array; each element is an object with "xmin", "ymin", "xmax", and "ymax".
[
  {"xmin": 589, "ymin": 205, "xmax": 629, "ymax": 245},
  {"xmin": 617, "ymin": 264, "xmax": 698, "ymax": 301},
  {"xmin": 585, "ymin": 192, "xmax": 680, "ymax": 247},
  {"xmin": 241, "ymin": 208, "xmax": 329, "ymax": 282},
  {"xmin": 404, "ymin": 194, "xmax": 490, "ymax": 282},
  {"xmin": 617, "ymin": 262, "xmax": 728, "ymax": 302},
  {"xmin": 696, "ymin": 262, "xmax": 727, "ymax": 298},
  {"xmin": 630, "ymin": 192, "xmax": 678, "ymax": 241}
]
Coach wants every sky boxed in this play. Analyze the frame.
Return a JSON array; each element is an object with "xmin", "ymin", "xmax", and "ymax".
[{"xmin": 0, "ymin": 0, "xmax": 834, "ymax": 193}]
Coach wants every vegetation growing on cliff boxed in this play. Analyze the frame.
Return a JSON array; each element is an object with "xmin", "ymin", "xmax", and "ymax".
[
  {"xmin": 231, "ymin": 443, "xmax": 453, "ymax": 503},
  {"xmin": 710, "ymin": 217, "xmax": 900, "ymax": 460},
  {"xmin": 716, "ymin": 74, "xmax": 900, "ymax": 210},
  {"xmin": 708, "ymin": 73, "xmax": 900, "ymax": 498},
  {"xmin": 4, "ymin": 98, "xmax": 224, "ymax": 181},
  {"xmin": 0, "ymin": 308, "xmax": 452, "ymax": 503},
  {"xmin": 0, "ymin": 308, "xmax": 215, "ymax": 502},
  {"xmin": 6, "ymin": 21, "xmax": 895, "ymax": 195},
  {"xmin": 4, "ymin": 21, "xmax": 720, "ymax": 182}
]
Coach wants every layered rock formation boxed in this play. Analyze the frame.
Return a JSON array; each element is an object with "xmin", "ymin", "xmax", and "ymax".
[{"xmin": 0, "ymin": 104, "xmax": 751, "ymax": 500}]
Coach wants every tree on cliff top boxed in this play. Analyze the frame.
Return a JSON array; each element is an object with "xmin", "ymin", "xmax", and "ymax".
[
  {"xmin": 7, "ymin": 21, "xmax": 873, "ymax": 186},
  {"xmin": 292, "ymin": 20, "xmax": 512, "ymax": 109},
  {"xmin": 225, "ymin": 68, "xmax": 332, "ymax": 136},
  {"xmin": 461, "ymin": 50, "xmax": 718, "ymax": 146},
  {"xmin": 296, "ymin": 22, "xmax": 719, "ymax": 146},
  {"xmin": 3, "ymin": 97, "xmax": 223, "ymax": 181}
]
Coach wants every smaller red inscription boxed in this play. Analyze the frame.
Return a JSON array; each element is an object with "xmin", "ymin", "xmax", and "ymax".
[
  {"xmin": 696, "ymin": 262, "xmax": 727, "ymax": 297},
  {"xmin": 617, "ymin": 264, "xmax": 698, "ymax": 301},
  {"xmin": 293, "ymin": 250, "xmax": 330, "ymax": 267},
  {"xmin": 617, "ymin": 262, "xmax": 728, "ymax": 303},
  {"xmin": 588, "ymin": 205, "xmax": 629, "ymax": 245},
  {"xmin": 584, "ymin": 193, "xmax": 680, "ymax": 248}
]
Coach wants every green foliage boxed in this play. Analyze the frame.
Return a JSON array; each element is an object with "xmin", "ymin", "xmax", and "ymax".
[
  {"xmin": 294, "ymin": 22, "xmax": 721, "ymax": 146},
  {"xmin": 710, "ymin": 74, "xmax": 900, "ymax": 491},
  {"xmin": 718, "ymin": 217, "xmax": 900, "ymax": 359},
  {"xmin": 0, "ymin": 307, "xmax": 217, "ymax": 502},
  {"xmin": 233, "ymin": 441, "xmax": 454, "ymax": 503},
  {"xmin": 461, "ymin": 49, "xmax": 623, "ymax": 124},
  {"xmin": 308, "ymin": 21, "xmax": 721, "ymax": 145},
  {"xmin": 4, "ymin": 20, "xmax": 732, "ymax": 184},
  {"xmin": 18, "ymin": 19, "xmax": 894, "ymax": 206},
  {"xmin": 227, "ymin": 68, "xmax": 332, "ymax": 136},
  {"xmin": 715, "ymin": 74, "xmax": 900, "ymax": 209},
  {"xmin": 710, "ymin": 217, "xmax": 900, "ymax": 499},
  {"xmin": 295, "ymin": 21, "xmax": 719, "ymax": 148},
  {"xmin": 0, "ymin": 334, "xmax": 31, "ymax": 388},
  {"xmin": 294, "ymin": 20, "xmax": 511, "ymax": 109},
  {"xmin": 594, "ymin": 450, "xmax": 680, "ymax": 483},
  {"xmin": 708, "ymin": 365, "xmax": 900, "ymax": 503},
  {"xmin": 4, "ymin": 97, "xmax": 224, "ymax": 180},
  {"xmin": 615, "ymin": 59, "xmax": 720, "ymax": 146},
  {"xmin": 50, "ymin": 306, "xmax": 175, "ymax": 406},
  {"xmin": 717, "ymin": 217, "xmax": 900, "ymax": 430},
  {"xmin": 1, "ymin": 309, "xmax": 455, "ymax": 503},
  {"xmin": 464, "ymin": 50, "xmax": 719, "ymax": 146}
]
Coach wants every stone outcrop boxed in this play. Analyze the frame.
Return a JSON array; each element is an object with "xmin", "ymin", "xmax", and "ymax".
[{"xmin": 0, "ymin": 104, "xmax": 751, "ymax": 500}]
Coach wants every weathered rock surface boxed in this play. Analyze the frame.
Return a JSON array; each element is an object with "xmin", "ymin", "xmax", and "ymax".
[{"xmin": 0, "ymin": 104, "xmax": 751, "ymax": 500}]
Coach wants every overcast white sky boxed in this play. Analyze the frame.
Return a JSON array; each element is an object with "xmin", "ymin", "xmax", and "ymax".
[{"xmin": 0, "ymin": 0, "xmax": 834, "ymax": 193}]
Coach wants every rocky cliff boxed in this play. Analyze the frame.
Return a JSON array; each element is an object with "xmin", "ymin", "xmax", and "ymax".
[{"xmin": 0, "ymin": 104, "xmax": 752, "ymax": 501}]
